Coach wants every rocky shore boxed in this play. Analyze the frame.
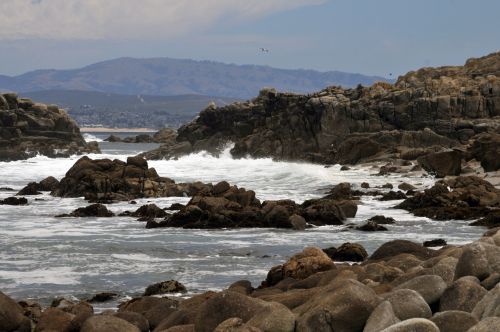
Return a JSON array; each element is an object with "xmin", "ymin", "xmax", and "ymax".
[
  {"xmin": 104, "ymin": 128, "xmax": 176, "ymax": 144},
  {"xmin": 0, "ymin": 93, "xmax": 100, "ymax": 161},
  {"xmin": 1, "ymin": 228, "xmax": 500, "ymax": 332},
  {"xmin": 140, "ymin": 52, "xmax": 500, "ymax": 179}
]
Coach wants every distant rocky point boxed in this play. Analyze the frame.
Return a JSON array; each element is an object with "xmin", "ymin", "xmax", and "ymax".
[
  {"xmin": 142, "ymin": 52, "xmax": 500, "ymax": 175},
  {"xmin": 0, "ymin": 93, "xmax": 100, "ymax": 161}
]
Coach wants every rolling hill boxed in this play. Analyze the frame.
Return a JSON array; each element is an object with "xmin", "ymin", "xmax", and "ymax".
[{"xmin": 1, "ymin": 57, "xmax": 390, "ymax": 99}]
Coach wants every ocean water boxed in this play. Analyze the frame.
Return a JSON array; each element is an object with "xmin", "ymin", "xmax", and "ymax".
[{"xmin": 0, "ymin": 134, "xmax": 485, "ymax": 309}]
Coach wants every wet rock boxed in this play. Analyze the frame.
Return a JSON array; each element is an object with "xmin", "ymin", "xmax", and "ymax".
[
  {"xmin": 417, "ymin": 150, "xmax": 462, "ymax": 178},
  {"xmin": 423, "ymin": 239, "xmax": 447, "ymax": 247},
  {"xmin": 379, "ymin": 191, "xmax": 407, "ymax": 201},
  {"xmin": 56, "ymin": 203, "xmax": 115, "ymax": 217},
  {"xmin": 167, "ymin": 203, "xmax": 185, "ymax": 210},
  {"xmin": 38, "ymin": 176, "xmax": 60, "ymax": 191},
  {"xmin": 0, "ymin": 196, "xmax": 28, "ymax": 205},
  {"xmin": 288, "ymin": 214, "xmax": 306, "ymax": 230},
  {"xmin": 356, "ymin": 221, "xmax": 388, "ymax": 232},
  {"xmin": 398, "ymin": 176, "xmax": 500, "ymax": 220},
  {"xmin": 430, "ymin": 310, "xmax": 478, "ymax": 332},
  {"xmin": 131, "ymin": 204, "xmax": 168, "ymax": 219},
  {"xmin": 89, "ymin": 292, "xmax": 118, "ymax": 303},
  {"xmin": 144, "ymin": 280, "xmax": 187, "ymax": 296},
  {"xmin": 17, "ymin": 182, "xmax": 41, "ymax": 195},
  {"xmin": 471, "ymin": 211, "xmax": 500, "ymax": 229},
  {"xmin": 368, "ymin": 215, "xmax": 396, "ymax": 224},
  {"xmin": 325, "ymin": 242, "xmax": 368, "ymax": 262},
  {"xmin": 398, "ymin": 183, "xmax": 416, "ymax": 191},
  {"xmin": 81, "ymin": 315, "xmax": 141, "ymax": 332},
  {"xmin": 0, "ymin": 291, "xmax": 31, "ymax": 332},
  {"xmin": 361, "ymin": 182, "xmax": 370, "ymax": 189}
]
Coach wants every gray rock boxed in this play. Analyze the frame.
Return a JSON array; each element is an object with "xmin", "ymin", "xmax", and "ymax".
[
  {"xmin": 363, "ymin": 301, "xmax": 400, "ymax": 332},
  {"xmin": 440, "ymin": 278, "xmax": 488, "ymax": 312},
  {"xmin": 81, "ymin": 315, "xmax": 141, "ymax": 332},
  {"xmin": 380, "ymin": 318, "xmax": 439, "ymax": 332},
  {"xmin": 471, "ymin": 283, "xmax": 500, "ymax": 320},
  {"xmin": 430, "ymin": 310, "xmax": 478, "ymax": 332},
  {"xmin": 382, "ymin": 289, "xmax": 432, "ymax": 320},
  {"xmin": 466, "ymin": 317, "xmax": 500, "ymax": 332},
  {"xmin": 395, "ymin": 275, "xmax": 447, "ymax": 304}
]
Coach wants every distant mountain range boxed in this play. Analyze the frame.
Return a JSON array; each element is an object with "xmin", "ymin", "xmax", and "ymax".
[
  {"xmin": 22, "ymin": 90, "xmax": 239, "ymax": 128},
  {"xmin": 0, "ymin": 57, "xmax": 390, "ymax": 99}
]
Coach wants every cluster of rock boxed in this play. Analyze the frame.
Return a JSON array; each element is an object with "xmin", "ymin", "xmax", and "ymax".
[
  {"xmin": 398, "ymin": 176, "xmax": 500, "ymax": 225},
  {"xmin": 104, "ymin": 129, "xmax": 176, "ymax": 144},
  {"xmin": 144, "ymin": 181, "xmax": 358, "ymax": 229},
  {"xmin": 50, "ymin": 156, "xmax": 215, "ymax": 201},
  {"xmin": 141, "ymin": 52, "xmax": 500, "ymax": 176},
  {"xmin": 0, "ymin": 93, "xmax": 100, "ymax": 161},
  {"xmin": 2, "ymin": 230, "xmax": 500, "ymax": 331}
]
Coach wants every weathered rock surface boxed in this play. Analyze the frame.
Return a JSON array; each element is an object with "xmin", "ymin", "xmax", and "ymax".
[
  {"xmin": 51, "ymin": 156, "xmax": 213, "ymax": 201},
  {"xmin": 398, "ymin": 176, "xmax": 500, "ymax": 220},
  {"xmin": 141, "ymin": 52, "xmax": 500, "ymax": 165},
  {"xmin": 430, "ymin": 310, "xmax": 478, "ymax": 332},
  {"xmin": 0, "ymin": 93, "xmax": 100, "ymax": 161}
]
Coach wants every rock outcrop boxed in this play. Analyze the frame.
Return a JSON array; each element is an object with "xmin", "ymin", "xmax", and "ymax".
[
  {"xmin": 141, "ymin": 52, "xmax": 500, "ymax": 165},
  {"xmin": 50, "ymin": 156, "xmax": 213, "ymax": 201},
  {"xmin": 0, "ymin": 93, "xmax": 100, "ymax": 161}
]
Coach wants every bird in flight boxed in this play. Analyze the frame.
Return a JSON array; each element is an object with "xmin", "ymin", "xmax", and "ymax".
[{"xmin": 259, "ymin": 48, "xmax": 269, "ymax": 53}]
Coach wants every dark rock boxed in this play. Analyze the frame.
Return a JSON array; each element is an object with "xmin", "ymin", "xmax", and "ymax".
[
  {"xmin": 56, "ymin": 203, "xmax": 114, "ymax": 217},
  {"xmin": 38, "ymin": 176, "xmax": 60, "ymax": 191},
  {"xmin": 0, "ymin": 93, "xmax": 100, "ymax": 161},
  {"xmin": 0, "ymin": 196, "xmax": 28, "ymax": 205},
  {"xmin": 423, "ymin": 239, "xmax": 447, "ymax": 247},
  {"xmin": 167, "ymin": 203, "xmax": 185, "ymax": 210},
  {"xmin": 379, "ymin": 191, "xmax": 407, "ymax": 201},
  {"xmin": 467, "ymin": 133, "xmax": 500, "ymax": 172},
  {"xmin": 417, "ymin": 150, "xmax": 462, "ymax": 178},
  {"xmin": 89, "ymin": 292, "xmax": 118, "ymax": 302},
  {"xmin": 356, "ymin": 221, "xmax": 388, "ymax": 231},
  {"xmin": 361, "ymin": 182, "xmax": 370, "ymax": 188},
  {"xmin": 382, "ymin": 183, "xmax": 394, "ymax": 189},
  {"xmin": 0, "ymin": 291, "xmax": 31, "ymax": 332},
  {"xmin": 398, "ymin": 176, "xmax": 500, "ymax": 220},
  {"xmin": 398, "ymin": 182, "xmax": 416, "ymax": 191},
  {"xmin": 326, "ymin": 242, "xmax": 368, "ymax": 262},
  {"xmin": 340, "ymin": 165, "xmax": 350, "ymax": 171},
  {"xmin": 471, "ymin": 211, "xmax": 500, "ymax": 228},
  {"xmin": 104, "ymin": 135, "xmax": 122, "ymax": 142},
  {"xmin": 370, "ymin": 240, "xmax": 436, "ymax": 261},
  {"xmin": 144, "ymin": 280, "xmax": 187, "ymax": 296},
  {"xmin": 368, "ymin": 215, "xmax": 396, "ymax": 224},
  {"xmin": 131, "ymin": 204, "xmax": 168, "ymax": 219},
  {"xmin": 17, "ymin": 182, "xmax": 41, "ymax": 195}
]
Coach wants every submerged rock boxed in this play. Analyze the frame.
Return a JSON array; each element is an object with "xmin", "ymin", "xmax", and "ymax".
[
  {"xmin": 0, "ymin": 196, "xmax": 28, "ymax": 205},
  {"xmin": 56, "ymin": 203, "xmax": 115, "ymax": 217}
]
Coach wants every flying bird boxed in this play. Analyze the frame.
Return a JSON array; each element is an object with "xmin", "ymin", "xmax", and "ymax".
[{"xmin": 259, "ymin": 48, "xmax": 269, "ymax": 53}]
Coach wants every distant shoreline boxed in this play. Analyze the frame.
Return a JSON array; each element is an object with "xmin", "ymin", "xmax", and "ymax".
[{"xmin": 80, "ymin": 127, "xmax": 157, "ymax": 133}]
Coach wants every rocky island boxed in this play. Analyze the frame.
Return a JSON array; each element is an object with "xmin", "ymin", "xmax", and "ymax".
[{"xmin": 0, "ymin": 93, "xmax": 100, "ymax": 161}]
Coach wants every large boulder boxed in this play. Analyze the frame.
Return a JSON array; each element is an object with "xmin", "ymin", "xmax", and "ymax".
[
  {"xmin": 471, "ymin": 283, "xmax": 500, "ymax": 320},
  {"xmin": 467, "ymin": 133, "xmax": 500, "ymax": 172},
  {"xmin": 0, "ymin": 291, "xmax": 31, "ymax": 332},
  {"xmin": 295, "ymin": 279, "xmax": 381, "ymax": 332},
  {"xmin": 382, "ymin": 289, "xmax": 432, "ymax": 320},
  {"xmin": 369, "ymin": 240, "xmax": 436, "ymax": 261},
  {"xmin": 394, "ymin": 275, "xmax": 447, "ymax": 305},
  {"xmin": 56, "ymin": 203, "xmax": 115, "ymax": 217},
  {"xmin": 265, "ymin": 247, "xmax": 334, "ymax": 286},
  {"xmin": 417, "ymin": 150, "xmax": 462, "ymax": 177},
  {"xmin": 144, "ymin": 280, "xmax": 187, "ymax": 296},
  {"xmin": 439, "ymin": 278, "xmax": 488, "ymax": 312},
  {"xmin": 466, "ymin": 317, "xmax": 500, "ymax": 332},
  {"xmin": 430, "ymin": 311, "xmax": 478, "ymax": 332},
  {"xmin": 363, "ymin": 301, "xmax": 400, "ymax": 332},
  {"xmin": 81, "ymin": 315, "xmax": 141, "ymax": 332}
]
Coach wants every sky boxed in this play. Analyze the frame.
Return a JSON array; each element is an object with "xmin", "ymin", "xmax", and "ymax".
[{"xmin": 0, "ymin": 0, "xmax": 498, "ymax": 77}]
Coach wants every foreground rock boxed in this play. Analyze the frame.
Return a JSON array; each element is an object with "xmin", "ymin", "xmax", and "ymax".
[
  {"xmin": 141, "ymin": 52, "xmax": 500, "ymax": 165},
  {"xmin": 0, "ymin": 197, "xmax": 28, "ymax": 205},
  {"xmin": 51, "ymin": 156, "xmax": 214, "ymax": 201},
  {"xmin": 0, "ymin": 93, "xmax": 100, "ymax": 161},
  {"xmin": 2, "ymin": 229, "xmax": 500, "ymax": 331},
  {"xmin": 160, "ymin": 182, "xmax": 358, "ymax": 229}
]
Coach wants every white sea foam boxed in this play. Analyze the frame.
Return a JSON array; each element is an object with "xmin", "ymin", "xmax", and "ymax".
[{"xmin": 82, "ymin": 133, "xmax": 104, "ymax": 142}]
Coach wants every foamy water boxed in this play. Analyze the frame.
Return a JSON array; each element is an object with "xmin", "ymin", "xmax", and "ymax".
[{"xmin": 0, "ymin": 139, "xmax": 486, "ymax": 308}]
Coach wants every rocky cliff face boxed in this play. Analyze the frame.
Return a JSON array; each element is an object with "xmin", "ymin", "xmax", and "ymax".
[
  {"xmin": 142, "ymin": 52, "xmax": 500, "ymax": 166},
  {"xmin": 0, "ymin": 93, "xmax": 99, "ymax": 161}
]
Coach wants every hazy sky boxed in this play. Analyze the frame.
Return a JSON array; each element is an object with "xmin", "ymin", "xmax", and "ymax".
[{"xmin": 0, "ymin": 0, "xmax": 498, "ymax": 77}]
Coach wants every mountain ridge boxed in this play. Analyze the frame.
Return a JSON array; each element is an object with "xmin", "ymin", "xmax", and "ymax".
[{"xmin": 0, "ymin": 57, "xmax": 391, "ymax": 99}]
